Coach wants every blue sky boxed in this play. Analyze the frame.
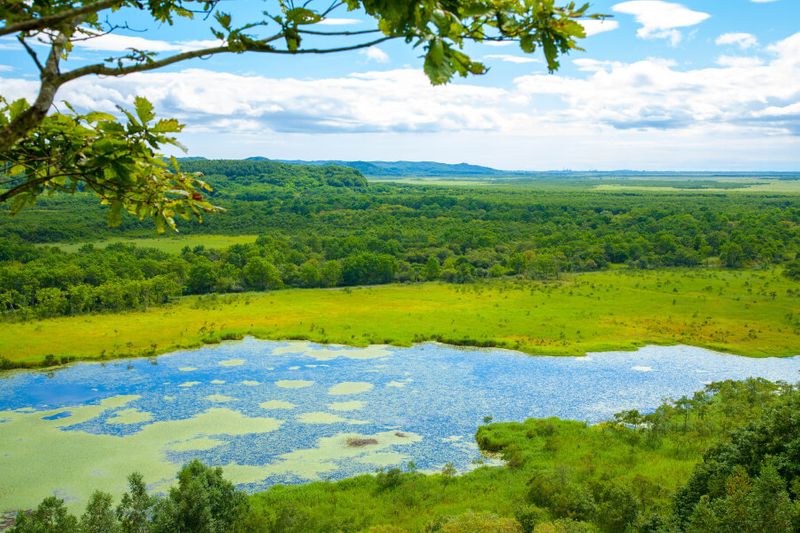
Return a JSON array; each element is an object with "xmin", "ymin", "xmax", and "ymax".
[{"xmin": 1, "ymin": 0, "xmax": 799, "ymax": 170}]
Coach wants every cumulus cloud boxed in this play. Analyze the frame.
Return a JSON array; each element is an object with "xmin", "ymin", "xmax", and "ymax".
[
  {"xmin": 359, "ymin": 46, "xmax": 389, "ymax": 63},
  {"xmin": 613, "ymin": 1, "xmax": 711, "ymax": 45},
  {"xmin": 715, "ymin": 55, "xmax": 763, "ymax": 68},
  {"xmin": 58, "ymin": 30, "xmax": 223, "ymax": 53},
  {"xmin": 513, "ymin": 32, "xmax": 800, "ymax": 134},
  {"xmin": 579, "ymin": 19, "xmax": 620, "ymax": 37},
  {"xmin": 317, "ymin": 18, "xmax": 361, "ymax": 25},
  {"xmin": 715, "ymin": 32, "xmax": 759, "ymax": 49},
  {"xmin": 482, "ymin": 40, "xmax": 514, "ymax": 47},
  {"xmin": 2, "ymin": 33, "xmax": 799, "ymax": 167},
  {"xmin": 483, "ymin": 54, "xmax": 538, "ymax": 64}
]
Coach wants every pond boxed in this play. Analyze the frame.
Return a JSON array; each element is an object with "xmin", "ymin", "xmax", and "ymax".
[{"xmin": 1, "ymin": 338, "xmax": 799, "ymax": 512}]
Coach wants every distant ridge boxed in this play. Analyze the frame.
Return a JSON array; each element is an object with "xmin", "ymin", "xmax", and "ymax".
[
  {"xmin": 177, "ymin": 158, "xmax": 800, "ymax": 180},
  {"xmin": 259, "ymin": 158, "xmax": 504, "ymax": 177}
]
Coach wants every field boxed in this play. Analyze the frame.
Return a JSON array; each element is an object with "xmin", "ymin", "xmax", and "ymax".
[
  {"xmin": 36, "ymin": 234, "xmax": 259, "ymax": 254},
  {"xmin": 2, "ymin": 268, "xmax": 799, "ymax": 366}
]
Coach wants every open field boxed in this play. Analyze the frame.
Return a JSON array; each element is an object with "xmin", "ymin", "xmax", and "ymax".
[
  {"xmin": 36, "ymin": 234, "xmax": 259, "ymax": 254},
  {"xmin": 2, "ymin": 268, "xmax": 799, "ymax": 366}
]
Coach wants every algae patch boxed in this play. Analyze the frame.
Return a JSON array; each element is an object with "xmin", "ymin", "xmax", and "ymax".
[
  {"xmin": 0, "ymin": 400, "xmax": 281, "ymax": 513},
  {"xmin": 328, "ymin": 401, "xmax": 365, "ymax": 412},
  {"xmin": 296, "ymin": 412, "xmax": 368, "ymax": 425},
  {"xmin": 218, "ymin": 429, "xmax": 421, "ymax": 484},
  {"xmin": 276, "ymin": 380, "xmax": 314, "ymax": 389},
  {"xmin": 205, "ymin": 394, "xmax": 235, "ymax": 403},
  {"xmin": 273, "ymin": 341, "xmax": 392, "ymax": 361},
  {"xmin": 328, "ymin": 382, "xmax": 374, "ymax": 395},
  {"xmin": 106, "ymin": 408, "xmax": 153, "ymax": 425}
]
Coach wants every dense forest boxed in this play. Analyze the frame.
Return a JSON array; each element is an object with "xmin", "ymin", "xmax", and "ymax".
[
  {"xmin": 1, "ymin": 160, "xmax": 799, "ymax": 319},
  {"xmin": 10, "ymin": 378, "xmax": 800, "ymax": 532}
]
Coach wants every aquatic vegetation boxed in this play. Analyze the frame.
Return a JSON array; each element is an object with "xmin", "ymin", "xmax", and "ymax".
[
  {"xmin": 205, "ymin": 394, "xmax": 235, "ymax": 403},
  {"xmin": 328, "ymin": 401, "xmax": 365, "ymax": 411},
  {"xmin": 1, "ymin": 339, "xmax": 799, "ymax": 514},
  {"xmin": 275, "ymin": 380, "xmax": 314, "ymax": 389},
  {"xmin": 259, "ymin": 400, "xmax": 296, "ymax": 410},
  {"xmin": 328, "ymin": 382, "xmax": 374, "ymax": 395},
  {"xmin": 0, "ymin": 400, "xmax": 281, "ymax": 512},
  {"xmin": 296, "ymin": 412, "xmax": 368, "ymax": 425},
  {"xmin": 218, "ymin": 359, "xmax": 245, "ymax": 367},
  {"xmin": 106, "ymin": 408, "xmax": 153, "ymax": 425}
]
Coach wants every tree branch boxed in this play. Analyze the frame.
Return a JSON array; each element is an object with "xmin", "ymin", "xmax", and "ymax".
[
  {"xmin": 60, "ymin": 35, "xmax": 396, "ymax": 83},
  {"xmin": 0, "ymin": 174, "xmax": 55, "ymax": 202},
  {"xmin": 17, "ymin": 36, "xmax": 44, "ymax": 72},
  {"xmin": 0, "ymin": 34, "xmax": 67, "ymax": 153},
  {"xmin": 298, "ymin": 28, "xmax": 381, "ymax": 36},
  {"xmin": 0, "ymin": 0, "xmax": 122, "ymax": 38}
]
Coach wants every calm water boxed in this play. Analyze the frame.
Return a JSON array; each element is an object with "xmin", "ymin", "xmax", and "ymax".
[{"xmin": 1, "ymin": 338, "xmax": 799, "ymax": 510}]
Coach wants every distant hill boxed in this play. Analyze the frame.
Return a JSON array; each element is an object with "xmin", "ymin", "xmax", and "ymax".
[
  {"xmin": 182, "ymin": 157, "xmax": 800, "ymax": 181},
  {"xmin": 176, "ymin": 159, "xmax": 368, "ymax": 197},
  {"xmin": 248, "ymin": 158, "xmax": 506, "ymax": 177}
]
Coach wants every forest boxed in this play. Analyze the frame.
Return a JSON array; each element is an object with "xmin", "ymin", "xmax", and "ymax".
[{"xmin": 1, "ymin": 159, "xmax": 799, "ymax": 319}]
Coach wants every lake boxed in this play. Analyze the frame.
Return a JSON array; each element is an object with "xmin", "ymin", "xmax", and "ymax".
[{"xmin": 1, "ymin": 338, "xmax": 799, "ymax": 512}]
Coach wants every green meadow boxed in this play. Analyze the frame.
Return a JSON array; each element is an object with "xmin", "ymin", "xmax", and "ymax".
[
  {"xmin": 35, "ymin": 234, "xmax": 259, "ymax": 254},
  {"xmin": 3, "ymin": 268, "xmax": 799, "ymax": 367}
]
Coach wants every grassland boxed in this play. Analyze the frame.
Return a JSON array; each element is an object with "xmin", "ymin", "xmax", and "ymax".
[
  {"xmin": 36, "ymin": 234, "xmax": 259, "ymax": 254},
  {"xmin": 2, "ymin": 268, "xmax": 798, "ymax": 366}
]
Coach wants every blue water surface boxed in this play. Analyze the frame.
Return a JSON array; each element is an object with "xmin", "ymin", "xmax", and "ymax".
[{"xmin": 1, "ymin": 339, "xmax": 799, "ymax": 491}]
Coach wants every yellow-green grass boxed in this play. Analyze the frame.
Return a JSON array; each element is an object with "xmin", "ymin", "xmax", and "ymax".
[
  {"xmin": 2, "ymin": 269, "xmax": 799, "ymax": 366},
  {"xmin": 592, "ymin": 179, "xmax": 800, "ymax": 194},
  {"xmin": 37, "ymin": 234, "xmax": 259, "ymax": 254}
]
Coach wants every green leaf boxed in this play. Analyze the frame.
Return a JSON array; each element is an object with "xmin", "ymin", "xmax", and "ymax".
[
  {"xmin": 287, "ymin": 7, "xmax": 322, "ymax": 25},
  {"xmin": 134, "ymin": 97, "xmax": 155, "ymax": 124}
]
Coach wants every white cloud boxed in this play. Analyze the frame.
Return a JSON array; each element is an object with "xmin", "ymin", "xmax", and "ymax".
[
  {"xmin": 751, "ymin": 0, "xmax": 779, "ymax": 3},
  {"xmin": 2, "ymin": 33, "xmax": 799, "ymax": 169},
  {"xmin": 482, "ymin": 40, "xmax": 515, "ymax": 47},
  {"xmin": 613, "ymin": 1, "xmax": 711, "ymax": 45},
  {"xmin": 70, "ymin": 32, "xmax": 223, "ymax": 53},
  {"xmin": 0, "ymin": 65, "xmax": 13, "ymax": 72},
  {"xmin": 317, "ymin": 18, "xmax": 361, "ymax": 26},
  {"xmin": 715, "ymin": 55, "xmax": 763, "ymax": 68},
  {"xmin": 483, "ymin": 54, "xmax": 538, "ymax": 64},
  {"xmin": 715, "ymin": 32, "xmax": 758, "ymax": 49},
  {"xmin": 579, "ymin": 19, "xmax": 620, "ymax": 37},
  {"xmin": 359, "ymin": 46, "xmax": 389, "ymax": 63},
  {"xmin": 513, "ymin": 32, "xmax": 800, "ymax": 135}
]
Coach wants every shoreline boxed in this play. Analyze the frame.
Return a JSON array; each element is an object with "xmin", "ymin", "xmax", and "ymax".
[{"xmin": 2, "ymin": 335, "xmax": 798, "ymax": 376}]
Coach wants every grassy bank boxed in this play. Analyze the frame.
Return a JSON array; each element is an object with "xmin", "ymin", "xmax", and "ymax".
[{"xmin": 2, "ymin": 268, "xmax": 798, "ymax": 366}]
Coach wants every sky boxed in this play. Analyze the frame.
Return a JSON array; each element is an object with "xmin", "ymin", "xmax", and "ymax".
[{"xmin": 1, "ymin": 0, "xmax": 799, "ymax": 170}]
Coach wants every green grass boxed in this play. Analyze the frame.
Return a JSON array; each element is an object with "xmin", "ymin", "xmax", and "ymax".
[
  {"xmin": 2, "ymin": 268, "xmax": 799, "ymax": 366},
  {"xmin": 36, "ymin": 234, "xmax": 259, "ymax": 254}
]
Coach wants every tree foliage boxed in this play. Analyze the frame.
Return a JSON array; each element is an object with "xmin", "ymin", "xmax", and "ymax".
[
  {"xmin": 0, "ymin": 0, "xmax": 600, "ymax": 228},
  {"xmin": 11, "ymin": 461, "xmax": 250, "ymax": 533}
]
